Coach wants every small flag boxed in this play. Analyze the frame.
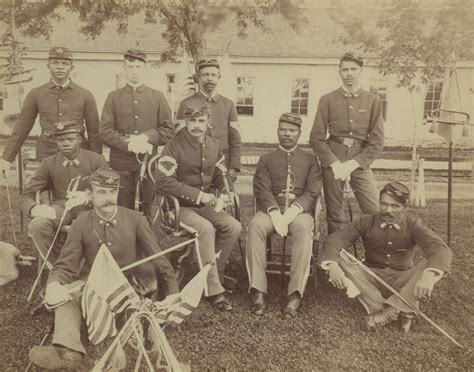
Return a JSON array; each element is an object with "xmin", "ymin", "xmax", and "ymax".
[
  {"xmin": 153, "ymin": 258, "xmax": 213, "ymax": 326},
  {"xmin": 81, "ymin": 245, "xmax": 141, "ymax": 345}
]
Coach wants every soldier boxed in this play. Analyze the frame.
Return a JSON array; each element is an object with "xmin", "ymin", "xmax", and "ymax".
[
  {"xmin": 309, "ymin": 52, "xmax": 384, "ymax": 234},
  {"xmin": 247, "ymin": 113, "xmax": 322, "ymax": 317},
  {"xmin": 320, "ymin": 182, "xmax": 452, "ymax": 332},
  {"xmin": 176, "ymin": 58, "xmax": 241, "ymax": 182},
  {"xmin": 28, "ymin": 167, "xmax": 179, "ymax": 370},
  {"xmin": 155, "ymin": 97, "xmax": 242, "ymax": 311},
  {"xmin": 100, "ymin": 49, "xmax": 174, "ymax": 218},
  {"xmin": 20, "ymin": 121, "xmax": 108, "ymax": 265},
  {"xmin": 0, "ymin": 46, "xmax": 101, "ymax": 173}
]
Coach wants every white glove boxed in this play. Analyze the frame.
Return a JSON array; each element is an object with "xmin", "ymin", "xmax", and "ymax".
[
  {"xmin": 127, "ymin": 134, "xmax": 153, "ymax": 154},
  {"xmin": 30, "ymin": 204, "xmax": 56, "ymax": 219},
  {"xmin": 339, "ymin": 159, "xmax": 359, "ymax": 181},
  {"xmin": 65, "ymin": 191, "xmax": 88, "ymax": 210},
  {"xmin": 269, "ymin": 210, "xmax": 288, "ymax": 237},
  {"xmin": 283, "ymin": 204, "xmax": 301, "ymax": 225},
  {"xmin": 45, "ymin": 281, "xmax": 70, "ymax": 306},
  {"xmin": 330, "ymin": 160, "xmax": 345, "ymax": 181}
]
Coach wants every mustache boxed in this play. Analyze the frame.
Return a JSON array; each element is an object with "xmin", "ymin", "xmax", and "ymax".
[{"xmin": 101, "ymin": 201, "xmax": 116, "ymax": 207}]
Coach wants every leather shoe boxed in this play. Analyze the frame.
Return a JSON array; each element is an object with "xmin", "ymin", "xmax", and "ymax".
[
  {"xmin": 29, "ymin": 344, "xmax": 83, "ymax": 370},
  {"xmin": 209, "ymin": 293, "xmax": 233, "ymax": 311},
  {"xmin": 365, "ymin": 305, "xmax": 400, "ymax": 330},
  {"xmin": 251, "ymin": 289, "xmax": 266, "ymax": 315},
  {"xmin": 283, "ymin": 292, "xmax": 301, "ymax": 318}
]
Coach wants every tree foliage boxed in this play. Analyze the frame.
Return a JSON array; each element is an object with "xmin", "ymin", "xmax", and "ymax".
[
  {"xmin": 62, "ymin": 0, "xmax": 304, "ymax": 71},
  {"xmin": 331, "ymin": 0, "xmax": 474, "ymax": 90}
]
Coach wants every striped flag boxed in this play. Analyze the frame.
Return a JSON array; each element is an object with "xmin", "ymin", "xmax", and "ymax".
[
  {"xmin": 81, "ymin": 245, "xmax": 141, "ymax": 345},
  {"xmin": 153, "ymin": 259, "xmax": 213, "ymax": 326}
]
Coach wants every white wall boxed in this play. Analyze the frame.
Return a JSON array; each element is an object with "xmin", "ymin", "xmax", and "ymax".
[{"xmin": 1, "ymin": 55, "xmax": 473, "ymax": 148}]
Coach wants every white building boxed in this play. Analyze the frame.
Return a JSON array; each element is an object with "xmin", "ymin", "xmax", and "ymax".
[{"xmin": 1, "ymin": 5, "xmax": 473, "ymax": 148}]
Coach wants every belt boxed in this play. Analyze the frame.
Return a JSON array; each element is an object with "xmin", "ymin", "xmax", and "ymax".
[
  {"xmin": 329, "ymin": 135, "xmax": 366, "ymax": 148},
  {"xmin": 276, "ymin": 192, "xmax": 296, "ymax": 200}
]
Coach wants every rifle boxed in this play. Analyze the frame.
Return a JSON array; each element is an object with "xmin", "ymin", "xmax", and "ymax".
[{"xmin": 135, "ymin": 153, "xmax": 151, "ymax": 212}]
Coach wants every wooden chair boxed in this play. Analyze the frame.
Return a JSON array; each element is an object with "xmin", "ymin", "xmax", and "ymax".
[{"xmin": 253, "ymin": 193, "xmax": 324, "ymax": 290}]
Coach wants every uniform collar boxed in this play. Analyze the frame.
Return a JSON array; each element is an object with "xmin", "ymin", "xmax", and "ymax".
[
  {"xmin": 125, "ymin": 83, "xmax": 146, "ymax": 93},
  {"xmin": 48, "ymin": 78, "xmax": 73, "ymax": 90},
  {"xmin": 95, "ymin": 206, "xmax": 119, "ymax": 227},
  {"xmin": 199, "ymin": 90, "xmax": 220, "ymax": 103},
  {"xmin": 278, "ymin": 144, "xmax": 298, "ymax": 154},
  {"xmin": 375, "ymin": 212, "xmax": 406, "ymax": 231},
  {"xmin": 183, "ymin": 129, "xmax": 210, "ymax": 149},
  {"xmin": 339, "ymin": 86, "xmax": 363, "ymax": 98}
]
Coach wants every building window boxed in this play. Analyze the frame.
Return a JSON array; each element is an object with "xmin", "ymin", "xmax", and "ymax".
[
  {"xmin": 369, "ymin": 82, "xmax": 388, "ymax": 121},
  {"xmin": 291, "ymin": 78, "xmax": 309, "ymax": 115},
  {"xmin": 236, "ymin": 76, "xmax": 255, "ymax": 116},
  {"xmin": 424, "ymin": 80, "xmax": 444, "ymax": 117}
]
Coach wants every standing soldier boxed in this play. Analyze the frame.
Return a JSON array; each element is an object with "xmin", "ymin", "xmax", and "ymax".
[
  {"xmin": 20, "ymin": 121, "xmax": 108, "ymax": 265},
  {"xmin": 155, "ymin": 97, "xmax": 242, "ymax": 311},
  {"xmin": 100, "ymin": 49, "xmax": 174, "ymax": 218},
  {"xmin": 0, "ymin": 46, "xmax": 101, "ymax": 172},
  {"xmin": 176, "ymin": 58, "xmax": 241, "ymax": 182},
  {"xmin": 310, "ymin": 52, "xmax": 384, "ymax": 234},
  {"xmin": 247, "ymin": 113, "xmax": 322, "ymax": 317}
]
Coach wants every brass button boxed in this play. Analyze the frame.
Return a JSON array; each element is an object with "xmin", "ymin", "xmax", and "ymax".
[
  {"xmin": 134, "ymin": 130, "xmax": 138, "ymax": 134},
  {"xmin": 134, "ymin": 115, "xmax": 139, "ymax": 119}
]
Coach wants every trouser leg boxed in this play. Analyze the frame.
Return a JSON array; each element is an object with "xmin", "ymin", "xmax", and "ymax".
[
  {"xmin": 349, "ymin": 167, "xmax": 379, "ymax": 215},
  {"xmin": 287, "ymin": 213, "xmax": 313, "ymax": 297},
  {"xmin": 28, "ymin": 204, "xmax": 69, "ymax": 266},
  {"xmin": 246, "ymin": 212, "xmax": 274, "ymax": 294},
  {"xmin": 117, "ymin": 170, "xmax": 135, "ymax": 210},
  {"xmin": 180, "ymin": 207, "xmax": 224, "ymax": 297},
  {"xmin": 322, "ymin": 166, "xmax": 345, "ymax": 234},
  {"xmin": 52, "ymin": 282, "xmax": 85, "ymax": 354},
  {"xmin": 338, "ymin": 256, "xmax": 386, "ymax": 314},
  {"xmin": 197, "ymin": 206, "xmax": 242, "ymax": 279},
  {"xmin": 383, "ymin": 259, "xmax": 427, "ymax": 313}
]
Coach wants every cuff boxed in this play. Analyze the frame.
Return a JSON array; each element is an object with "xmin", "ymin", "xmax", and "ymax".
[
  {"xmin": 424, "ymin": 268, "xmax": 444, "ymax": 277},
  {"xmin": 267, "ymin": 206, "xmax": 279, "ymax": 214},
  {"xmin": 320, "ymin": 260, "xmax": 338, "ymax": 270},
  {"xmin": 291, "ymin": 203, "xmax": 303, "ymax": 213}
]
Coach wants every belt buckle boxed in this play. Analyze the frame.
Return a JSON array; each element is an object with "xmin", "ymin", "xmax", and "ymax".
[{"xmin": 343, "ymin": 137, "xmax": 356, "ymax": 147}]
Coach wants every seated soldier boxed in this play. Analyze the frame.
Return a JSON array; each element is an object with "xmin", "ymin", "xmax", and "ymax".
[
  {"xmin": 154, "ymin": 97, "xmax": 242, "ymax": 311},
  {"xmin": 20, "ymin": 121, "xmax": 108, "ymax": 265},
  {"xmin": 28, "ymin": 167, "xmax": 179, "ymax": 369},
  {"xmin": 246, "ymin": 112, "xmax": 322, "ymax": 317},
  {"xmin": 320, "ymin": 181, "xmax": 452, "ymax": 331}
]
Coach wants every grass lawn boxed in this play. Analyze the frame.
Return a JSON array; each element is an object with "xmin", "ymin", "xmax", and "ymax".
[{"xmin": 0, "ymin": 188, "xmax": 473, "ymax": 371}]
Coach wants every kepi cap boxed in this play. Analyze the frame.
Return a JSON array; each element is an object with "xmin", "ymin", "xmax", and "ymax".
[
  {"xmin": 183, "ymin": 97, "xmax": 210, "ymax": 118},
  {"xmin": 340, "ymin": 52, "xmax": 364, "ymax": 67},
  {"xmin": 381, "ymin": 181, "xmax": 410, "ymax": 204},
  {"xmin": 89, "ymin": 167, "xmax": 122, "ymax": 188},
  {"xmin": 279, "ymin": 112, "xmax": 303, "ymax": 127},
  {"xmin": 124, "ymin": 49, "xmax": 147, "ymax": 62},
  {"xmin": 198, "ymin": 58, "xmax": 220, "ymax": 70},
  {"xmin": 49, "ymin": 47, "xmax": 73, "ymax": 61},
  {"xmin": 53, "ymin": 121, "xmax": 83, "ymax": 136}
]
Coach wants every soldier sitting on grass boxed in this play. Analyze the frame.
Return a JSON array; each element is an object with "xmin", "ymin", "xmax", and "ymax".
[{"xmin": 320, "ymin": 181, "xmax": 452, "ymax": 332}]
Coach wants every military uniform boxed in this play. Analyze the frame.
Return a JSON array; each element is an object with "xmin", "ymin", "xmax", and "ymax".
[
  {"xmin": 2, "ymin": 47, "xmax": 101, "ymax": 162},
  {"xmin": 247, "ymin": 145, "xmax": 322, "ymax": 296},
  {"xmin": 42, "ymin": 168, "xmax": 178, "ymax": 355},
  {"xmin": 20, "ymin": 122, "xmax": 108, "ymax": 265},
  {"xmin": 310, "ymin": 78, "xmax": 384, "ymax": 234},
  {"xmin": 176, "ymin": 91, "xmax": 241, "ymax": 171},
  {"xmin": 320, "ymin": 212, "xmax": 452, "ymax": 314},
  {"xmin": 155, "ymin": 129, "xmax": 242, "ymax": 297}
]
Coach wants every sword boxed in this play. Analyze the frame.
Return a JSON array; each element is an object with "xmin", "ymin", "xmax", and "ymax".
[
  {"xmin": 27, "ymin": 176, "xmax": 83, "ymax": 302},
  {"xmin": 341, "ymin": 249, "xmax": 465, "ymax": 349},
  {"xmin": 2, "ymin": 169, "xmax": 18, "ymax": 248}
]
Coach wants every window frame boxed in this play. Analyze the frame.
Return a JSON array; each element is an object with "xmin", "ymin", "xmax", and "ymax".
[
  {"xmin": 424, "ymin": 80, "xmax": 444, "ymax": 117},
  {"xmin": 290, "ymin": 78, "xmax": 310, "ymax": 116},
  {"xmin": 235, "ymin": 76, "xmax": 255, "ymax": 116}
]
